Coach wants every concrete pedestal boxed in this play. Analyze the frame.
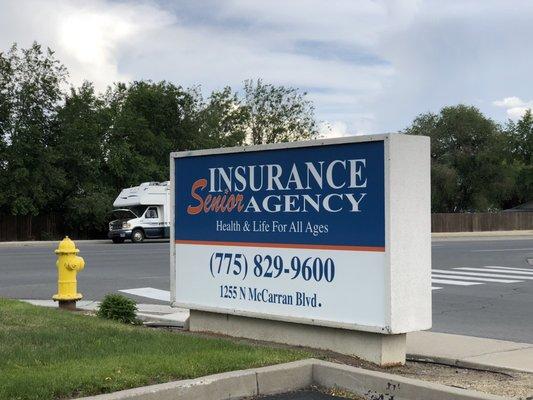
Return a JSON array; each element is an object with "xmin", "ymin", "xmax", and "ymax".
[{"xmin": 189, "ymin": 310, "xmax": 406, "ymax": 366}]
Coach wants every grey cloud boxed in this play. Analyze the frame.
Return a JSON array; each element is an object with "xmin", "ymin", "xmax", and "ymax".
[{"xmin": 0, "ymin": 0, "xmax": 531, "ymax": 135}]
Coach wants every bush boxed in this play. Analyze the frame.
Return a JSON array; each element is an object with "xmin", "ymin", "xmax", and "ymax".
[{"xmin": 97, "ymin": 294, "xmax": 139, "ymax": 324}]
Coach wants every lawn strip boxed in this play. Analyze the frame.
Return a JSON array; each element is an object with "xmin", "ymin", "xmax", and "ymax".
[{"xmin": 0, "ymin": 299, "xmax": 309, "ymax": 400}]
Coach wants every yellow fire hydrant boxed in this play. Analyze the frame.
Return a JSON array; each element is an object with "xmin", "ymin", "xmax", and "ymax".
[{"xmin": 52, "ymin": 237, "xmax": 85, "ymax": 310}]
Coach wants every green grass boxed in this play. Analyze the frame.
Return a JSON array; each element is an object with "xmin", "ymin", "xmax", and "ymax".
[{"xmin": 0, "ymin": 299, "xmax": 310, "ymax": 400}]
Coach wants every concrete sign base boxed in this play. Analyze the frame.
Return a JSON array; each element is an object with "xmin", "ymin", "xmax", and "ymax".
[{"xmin": 189, "ymin": 310, "xmax": 406, "ymax": 366}]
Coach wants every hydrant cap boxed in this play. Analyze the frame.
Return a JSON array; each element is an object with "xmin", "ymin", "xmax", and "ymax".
[{"xmin": 55, "ymin": 237, "xmax": 79, "ymax": 254}]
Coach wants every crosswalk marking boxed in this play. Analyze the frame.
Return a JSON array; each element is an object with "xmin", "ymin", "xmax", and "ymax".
[
  {"xmin": 431, "ymin": 274, "xmax": 521, "ymax": 283},
  {"xmin": 431, "ymin": 265, "xmax": 533, "ymax": 291},
  {"xmin": 482, "ymin": 266, "xmax": 533, "ymax": 272},
  {"xmin": 432, "ymin": 286, "xmax": 442, "ymax": 290},
  {"xmin": 431, "ymin": 278, "xmax": 482, "ymax": 286},
  {"xmin": 432, "ymin": 269, "xmax": 533, "ymax": 280},
  {"xmin": 455, "ymin": 267, "xmax": 533, "ymax": 276}
]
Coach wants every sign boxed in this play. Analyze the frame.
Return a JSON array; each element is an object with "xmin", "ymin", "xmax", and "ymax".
[{"xmin": 171, "ymin": 134, "xmax": 431, "ymax": 334}]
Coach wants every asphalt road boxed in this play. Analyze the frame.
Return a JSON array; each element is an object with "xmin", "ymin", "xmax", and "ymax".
[
  {"xmin": 1, "ymin": 237, "xmax": 532, "ymax": 343},
  {"xmin": 0, "ymin": 241, "xmax": 171, "ymax": 302},
  {"xmin": 431, "ymin": 237, "xmax": 533, "ymax": 343}
]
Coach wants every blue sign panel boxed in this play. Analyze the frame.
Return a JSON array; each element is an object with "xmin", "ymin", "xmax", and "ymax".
[{"xmin": 174, "ymin": 141, "xmax": 384, "ymax": 249}]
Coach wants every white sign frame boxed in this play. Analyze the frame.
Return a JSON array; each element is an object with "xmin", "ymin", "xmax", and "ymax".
[{"xmin": 170, "ymin": 134, "xmax": 431, "ymax": 334}]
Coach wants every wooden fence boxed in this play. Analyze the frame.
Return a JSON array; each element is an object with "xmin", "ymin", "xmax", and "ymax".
[
  {"xmin": 432, "ymin": 212, "xmax": 533, "ymax": 232},
  {"xmin": 0, "ymin": 213, "xmax": 106, "ymax": 241}
]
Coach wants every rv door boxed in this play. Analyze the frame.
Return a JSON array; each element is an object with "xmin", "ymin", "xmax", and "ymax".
[{"xmin": 143, "ymin": 206, "xmax": 164, "ymax": 238}]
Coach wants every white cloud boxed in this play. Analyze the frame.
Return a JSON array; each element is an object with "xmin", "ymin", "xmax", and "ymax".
[
  {"xmin": 319, "ymin": 121, "xmax": 349, "ymax": 139},
  {"xmin": 318, "ymin": 115, "xmax": 377, "ymax": 139},
  {"xmin": 0, "ymin": 0, "xmax": 174, "ymax": 88},
  {"xmin": 493, "ymin": 97, "xmax": 533, "ymax": 119},
  {"xmin": 493, "ymin": 97, "xmax": 525, "ymax": 108}
]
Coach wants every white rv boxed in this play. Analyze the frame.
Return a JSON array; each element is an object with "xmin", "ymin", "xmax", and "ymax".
[{"xmin": 108, "ymin": 181, "xmax": 170, "ymax": 243}]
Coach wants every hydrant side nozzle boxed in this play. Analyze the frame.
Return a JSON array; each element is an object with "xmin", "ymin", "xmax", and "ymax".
[{"xmin": 66, "ymin": 256, "xmax": 85, "ymax": 271}]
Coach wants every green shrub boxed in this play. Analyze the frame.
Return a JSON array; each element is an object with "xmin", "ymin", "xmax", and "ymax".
[{"xmin": 97, "ymin": 294, "xmax": 139, "ymax": 324}]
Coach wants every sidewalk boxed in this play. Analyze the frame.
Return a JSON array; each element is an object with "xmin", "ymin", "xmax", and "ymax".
[
  {"xmin": 0, "ymin": 239, "xmax": 169, "ymax": 247},
  {"xmin": 0, "ymin": 239, "xmax": 111, "ymax": 247},
  {"xmin": 22, "ymin": 299, "xmax": 190, "ymax": 328},
  {"xmin": 22, "ymin": 299, "xmax": 532, "ymax": 374},
  {"xmin": 407, "ymin": 331, "xmax": 533, "ymax": 374},
  {"xmin": 432, "ymin": 230, "xmax": 533, "ymax": 240}
]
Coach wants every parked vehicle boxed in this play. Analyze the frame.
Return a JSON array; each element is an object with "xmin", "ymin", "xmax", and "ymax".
[{"xmin": 108, "ymin": 181, "xmax": 170, "ymax": 243}]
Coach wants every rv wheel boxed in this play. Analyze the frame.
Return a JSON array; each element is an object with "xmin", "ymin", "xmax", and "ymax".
[{"xmin": 131, "ymin": 229, "xmax": 145, "ymax": 243}]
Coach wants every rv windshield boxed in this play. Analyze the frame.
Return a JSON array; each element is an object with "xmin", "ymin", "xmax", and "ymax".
[
  {"xmin": 128, "ymin": 206, "xmax": 148, "ymax": 217},
  {"xmin": 110, "ymin": 206, "xmax": 147, "ymax": 220}
]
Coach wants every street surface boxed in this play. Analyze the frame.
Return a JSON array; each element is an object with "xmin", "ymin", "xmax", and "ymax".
[
  {"xmin": 431, "ymin": 237, "xmax": 533, "ymax": 343},
  {"xmin": 253, "ymin": 390, "xmax": 351, "ymax": 399},
  {"xmin": 1, "ymin": 237, "xmax": 532, "ymax": 343}
]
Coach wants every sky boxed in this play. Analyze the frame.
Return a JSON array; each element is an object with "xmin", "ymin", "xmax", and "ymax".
[{"xmin": 1, "ymin": 0, "xmax": 532, "ymax": 137}]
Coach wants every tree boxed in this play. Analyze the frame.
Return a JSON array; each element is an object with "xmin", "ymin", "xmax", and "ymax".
[
  {"xmin": 502, "ymin": 110, "xmax": 533, "ymax": 207},
  {"xmin": 104, "ymin": 81, "xmax": 198, "ymax": 189},
  {"xmin": 55, "ymin": 81, "xmax": 114, "ymax": 232},
  {"xmin": 0, "ymin": 42, "xmax": 67, "ymax": 216},
  {"xmin": 104, "ymin": 81, "xmax": 251, "ymax": 191},
  {"xmin": 196, "ymin": 87, "xmax": 248, "ymax": 149},
  {"xmin": 243, "ymin": 79, "xmax": 317, "ymax": 145},
  {"xmin": 0, "ymin": 48, "xmax": 12, "ymax": 211},
  {"xmin": 404, "ymin": 105, "xmax": 514, "ymax": 212},
  {"xmin": 504, "ymin": 109, "xmax": 533, "ymax": 164},
  {"xmin": 0, "ymin": 41, "xmax": 323, "ymax": 238}
]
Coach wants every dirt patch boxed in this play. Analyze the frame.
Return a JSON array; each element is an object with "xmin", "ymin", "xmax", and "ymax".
[{"xmin": 385, "ymin": 360, "xmax": 530, "ymax": 398}]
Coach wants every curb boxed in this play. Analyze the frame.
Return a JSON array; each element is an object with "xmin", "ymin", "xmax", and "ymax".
[
  {"xmin": 78, "ymin": 359, "xmax": 313, "ymax": 400},
  {"xmin": 311, "ymin": 359, "xmax": 507, "ymax": 400},
  {"xmin": 76, "ymin": 359, "xmax": 508, "ymax": 400}
]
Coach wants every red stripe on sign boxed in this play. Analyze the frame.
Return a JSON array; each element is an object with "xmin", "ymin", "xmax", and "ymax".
[{"xmin": 174, "ymin": 239, "xmax": 385, "ymax": 252}]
